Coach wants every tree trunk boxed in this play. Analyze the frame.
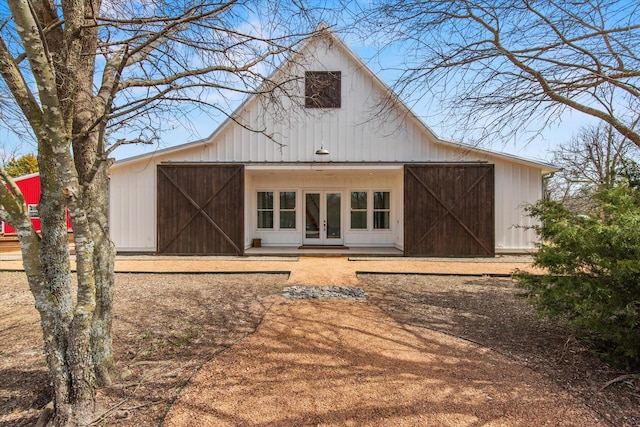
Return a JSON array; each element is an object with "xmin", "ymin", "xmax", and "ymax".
[
  {"xmin": 68, "ymin": 1, "xmax": 118, "ymax": 385},
  {"xmin": 86, "ymin": 162, "xmax": 117, "ymax": 386},
  {"xmin": 35, "ymin": 132, "xmax": 100, "ymax": 424},
  {"xmin": 16, "ymin": 139, "xmax": 115, "ymax": 427},
  {"xmin": 37, "ymin": 157, "xmax": 80, "ymax": 425}
]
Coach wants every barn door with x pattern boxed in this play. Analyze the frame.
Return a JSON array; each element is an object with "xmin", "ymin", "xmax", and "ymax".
[
  {"xmin": 404, "ymin": 164, "xmax": 494, "ymax": 257},
  {"xmin": 157, "ymin": 165, "xmax": 244, "ymax": 255}
]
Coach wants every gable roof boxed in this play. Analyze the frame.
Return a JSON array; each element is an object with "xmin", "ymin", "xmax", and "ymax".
[{"xmin": 112, "ymin": 26, "xmax": 557, "ymax": 174}]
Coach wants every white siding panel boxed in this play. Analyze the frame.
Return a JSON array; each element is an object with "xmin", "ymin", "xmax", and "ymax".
[
  {"xmin": 110, "ymin": 162, "xmax": 157, "ymax": 252},
  {"xmin": 109, "ymin": 32, "xmax": 548, "ymax": 253},
  {"xmin": 179, "ymin": 38, "xmax": 451, "ymax": 165},
  {"xmin": 493, "ymin": 160, "xmax": 541, "ymax": 252}
]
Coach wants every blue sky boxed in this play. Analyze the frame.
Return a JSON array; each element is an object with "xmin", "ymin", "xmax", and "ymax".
[
  {"xmin": 107, "ymin": 0, "xmax": 604, "ymax": 164},
  {"xmin": 111, "ymin": 29, "xmax": 592, "ymax": 164},
  {"xmin": 1, "ymin": 1, "xmax": 603, "ymax": 165}
]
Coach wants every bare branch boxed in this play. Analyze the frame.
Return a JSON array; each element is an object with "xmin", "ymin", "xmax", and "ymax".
[
  {"xmin": 104, "ymin": 137, "xmax": 153, "ymax": 157},
  {"xmin": 0, "ymin": 165, "xmax": 28, "ymax": 225},
  {"xmin": 361, "ymin": 0, "xmax": 640, "ymax": 148},
  {"xmin": 0, "ymin": 34, "xmax": 43, "ymax": 128},
  {"xmin": 547, "ymin": 122, "xmax": 640, "ymax": 210}
]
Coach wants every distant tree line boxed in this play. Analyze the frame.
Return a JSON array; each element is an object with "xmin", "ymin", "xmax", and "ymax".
[{"xmin": 2, "ymin": 153, "xmax": 38, "ymax": 177}]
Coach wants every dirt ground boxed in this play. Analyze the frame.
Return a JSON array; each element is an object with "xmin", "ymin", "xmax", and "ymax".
[{"xmin": 0, "ymin": 256, "xmax": 639, "ymax": 426}]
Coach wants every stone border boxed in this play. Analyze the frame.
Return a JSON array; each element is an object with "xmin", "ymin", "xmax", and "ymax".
[{"xmin": 281, "ymin": 286, "xmax": 367, "ymax": 300}]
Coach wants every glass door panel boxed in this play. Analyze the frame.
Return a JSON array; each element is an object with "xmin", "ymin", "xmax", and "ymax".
[
  {"xmin": 303, "ymin": 191, "xmax": 343, "ymax": 245},
  {"xmin": 326, "ymin": 193, "xmax": 341, "ymax": 240},
  {"xmin": 305, "ymin": 193, "xmax": 320, "ymax": 239}
]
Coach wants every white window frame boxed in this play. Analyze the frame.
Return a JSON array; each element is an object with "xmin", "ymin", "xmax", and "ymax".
[
  {"xmin": 256, "ymin": 190, "xmax": 299, "ymax": 231},
  {"xmin": 349, "ymin": 190, "xmax": 368, "ymax": 230},
  {"xmin": 373, "ymin": 191, "xmax": 391, "ymax": 230},
  {"xmin": 278, "ymin": 190, "xmax": 297, "ymax": 230},
  {"xmin": 347, "ymin": 190, "xmax": 392, "ymax": 231},
  {"xmin": 256, "ymin": 191, "xmax": 274, "ymax": 229}
]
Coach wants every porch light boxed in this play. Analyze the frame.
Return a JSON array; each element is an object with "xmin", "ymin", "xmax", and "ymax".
[{"xmin": 315, "ymin": 145, "xmax": 330, "ymax": 155}]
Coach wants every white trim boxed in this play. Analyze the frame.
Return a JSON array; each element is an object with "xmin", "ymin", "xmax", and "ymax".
[{"xmin": 9, "ymin": 171, "xmax": 40, "ymax": 181}]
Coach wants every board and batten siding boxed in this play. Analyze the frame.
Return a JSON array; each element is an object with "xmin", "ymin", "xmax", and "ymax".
[
  {"xmin": 494, "ymin": 160, "xmax": 543, "ymax": 251},
  {"xmin": 109, "ymin": 31, "xmax": 547, "ymax": 253},
  {"xmin": 109, "ymin": 161, "xmax": 157, "ymax": 252},
  {"xmin": 184, "ymin": 36, "xmax": 459, "ymax": 165},
  {"xmin": 109, "ymin": 158, "xmax": 542, "ymax": 253}
]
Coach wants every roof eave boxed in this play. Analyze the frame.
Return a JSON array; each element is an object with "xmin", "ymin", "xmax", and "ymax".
[{"xmin": 433, "ymin": 137, "xmax": 558, "ymax": 174}]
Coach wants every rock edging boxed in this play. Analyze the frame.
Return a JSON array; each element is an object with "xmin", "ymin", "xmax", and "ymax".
[{"xmin": 281, "ymin": 286, "xmax": 367, "ymax": 300}]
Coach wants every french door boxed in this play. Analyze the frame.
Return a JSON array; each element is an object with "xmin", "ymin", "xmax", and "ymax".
[{"xmin": 303, "ymin": 191, "xmax": 343, "ymax": 245}]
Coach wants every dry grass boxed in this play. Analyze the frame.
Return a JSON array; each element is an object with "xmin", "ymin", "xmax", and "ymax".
[
  {"xmin": 361, "ymin": 274, "xmax": 640, "ymax": 426},
  {"xmin": 0, "ymin": 272, "xmax": 286, "ymax": 426},
  {"xmin": 0, "ymin": 270, "xmax": 638, "ymax": 426}
]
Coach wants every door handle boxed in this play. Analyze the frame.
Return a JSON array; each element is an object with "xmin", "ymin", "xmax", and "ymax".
[{"xmin": 323, "ymin": 220, "xmax": 326, "ymax": 231}]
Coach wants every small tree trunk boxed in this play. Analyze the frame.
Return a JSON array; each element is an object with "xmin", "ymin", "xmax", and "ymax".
[
  {"xmin": 87, "ymin": 163, "xmax": 118, "ymax": 385},
  {"xmin": 37, "ymin": 138, "xmax": 99, "ymax": 425},
  {"xmin": 64, "ymin": 172, "xmax": 101, "ymax": 426},
  {"xmin": 37, "ymin": 162, "xmax": 78, "ymax": 423},
  {"xmin": 15, "ymin": 217, "xmax": 73, "ymax": 424}
]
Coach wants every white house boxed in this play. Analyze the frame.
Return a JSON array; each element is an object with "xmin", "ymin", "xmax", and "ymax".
[{"xmin": 108, "ymin": 28, "xmax": 555, "ymax": 257}]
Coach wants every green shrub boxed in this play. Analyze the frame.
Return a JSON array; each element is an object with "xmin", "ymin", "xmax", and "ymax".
[{"xmin": 515, "ymin": 184, "xmax": 640, "ymax": 369}]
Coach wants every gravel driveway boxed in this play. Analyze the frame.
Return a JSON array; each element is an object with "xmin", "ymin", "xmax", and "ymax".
[
  {"xmin": 157, "ymin": 256, "xmax": 606, "ymax": 426},
  {"xmin": 163, "ymin": 298, "xmax": 604, "ymax": 426},
  {"xmin": 2, "ymin": 255, "xmax": 632, "ymax": 426}
]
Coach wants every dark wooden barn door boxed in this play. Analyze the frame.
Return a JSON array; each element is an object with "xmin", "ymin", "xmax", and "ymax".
[
  {"xmin": 404, "ymin": 164, "xmax": 494, "ymax": 257},
  {"xmin": 157, "ymin": 165, "xmax": 244, "ymax": 255}
]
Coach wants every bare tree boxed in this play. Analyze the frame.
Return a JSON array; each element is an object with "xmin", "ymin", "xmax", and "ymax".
[
  {"xmin": 358, "ymin": 0, "xmax": 640, "ymax": 147},
  {"xmin": 547, "ymin": 123, "xmax": 639, "ymax": 212},
  {"xmin": 0, "ymin": 1, "xmax": 319, "ymax": 424}
]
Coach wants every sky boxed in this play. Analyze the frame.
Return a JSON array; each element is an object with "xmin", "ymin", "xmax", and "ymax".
[
  {"xmin": 110, "ymin": 34, "xmax": 593, "ymax": 164},
  {"xmin": 0, "ymin": 1, "xmax": 608, "ymax": 165}
]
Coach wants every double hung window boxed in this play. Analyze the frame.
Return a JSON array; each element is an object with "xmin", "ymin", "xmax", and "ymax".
[
  {"xmin": 257, "ymin": 191, "xmax": 297, "ymax": 230},
  {"xmin": 373, "ymin": 192, "xmax": 390, "ymax": 229},
  {"xmin": 257, "ymin": 192, "xmax": 274, "ymax": 229},
  {"xmin": 349, "ymin": 191, "xmax": 390, "ymax": 230},
  {"xmin": 350, "ymin": 192, "xmax": 367, "ymax": 229},
  {"xmin": 279, "ymin": 192, "xmax": 296, "ymax": 229}
]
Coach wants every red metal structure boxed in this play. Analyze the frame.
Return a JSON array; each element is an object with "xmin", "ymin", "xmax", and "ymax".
[{"xmin": 1, "ymin": 172, "xmax": 72, "ymax": 235}]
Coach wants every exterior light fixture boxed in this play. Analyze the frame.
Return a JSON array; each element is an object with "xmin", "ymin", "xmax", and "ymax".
[{"xmin": 315, "ymin": 145, "xmax": 330, "ymax": 155}]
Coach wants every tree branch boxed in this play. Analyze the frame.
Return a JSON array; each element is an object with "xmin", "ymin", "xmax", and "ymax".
[
  {"xmin": 364, "ymin": 0, "xmax": 640, "ymax": 147},
  {"xmin": 0, "ymin": 166, "xmax": 28, "ymax": 225},
  {"xmin": 0, "ymin": 35, "xmax": 43, "ymax": 128}
]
